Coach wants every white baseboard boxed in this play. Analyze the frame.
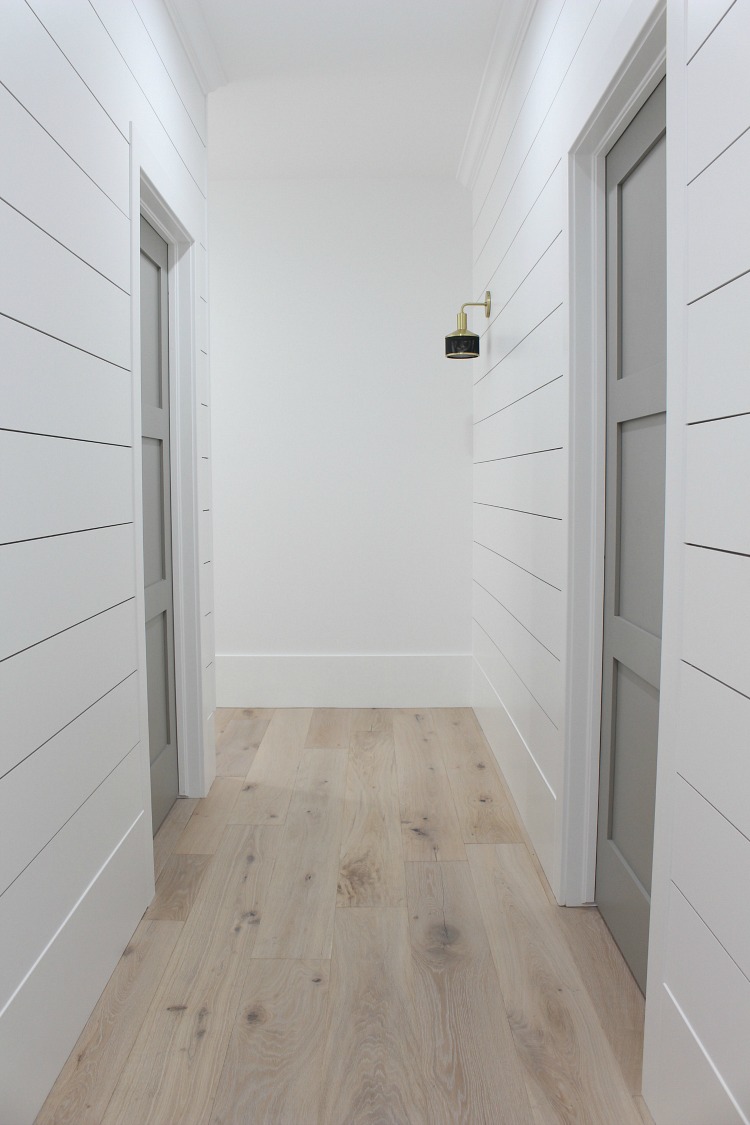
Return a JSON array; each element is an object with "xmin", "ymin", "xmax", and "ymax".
[
  {"xmin": 472, "ymin": 656, "xmax": 559, "ymax": 896},
  {"xmin": 216, "ymin": 653, "xmax": 473, "ymax": 708}
]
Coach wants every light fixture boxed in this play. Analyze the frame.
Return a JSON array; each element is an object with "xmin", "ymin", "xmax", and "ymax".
[{"xmin": 445, "ymin": 291, "xmax": 491, "ymax": 359}]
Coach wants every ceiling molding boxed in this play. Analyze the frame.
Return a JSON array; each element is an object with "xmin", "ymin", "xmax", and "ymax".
[
  {"xmin": 163, "ymin": 0, "xmax": 228, "ymax": 94},
  {"xmin": 456, "ymin": 0, "xmax": 538, "ymax": 189}
]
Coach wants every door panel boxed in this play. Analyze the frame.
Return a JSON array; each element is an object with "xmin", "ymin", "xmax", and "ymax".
[
  {"xmin": 596, "ymin": 79, "xmax": 666, "ymax": 993},
  {"xmin": 140, "ymin": 216, "xmax": 178, "ymax": 834}
]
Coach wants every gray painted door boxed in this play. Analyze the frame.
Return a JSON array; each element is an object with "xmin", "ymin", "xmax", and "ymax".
[
  {"xmin": 140, "ymin": 216, "xmax": 179, "ymax": 834},
  {"xmin": 596, "ymin": 79, "xmax": 666, "ymax": 993}
]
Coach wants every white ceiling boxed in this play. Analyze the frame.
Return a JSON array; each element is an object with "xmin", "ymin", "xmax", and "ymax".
[{"xmin": 168, "ymin": 0, "xmax": 523, "ymax": 179}]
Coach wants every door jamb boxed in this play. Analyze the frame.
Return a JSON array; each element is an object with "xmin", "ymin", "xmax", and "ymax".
[
  {"xmin": 130, "ymin": 128, "xmax": 206, "ymax": 854},
  {"xmin": 560, "ymin": 7, "xmax": 666, "ymax": 905}
]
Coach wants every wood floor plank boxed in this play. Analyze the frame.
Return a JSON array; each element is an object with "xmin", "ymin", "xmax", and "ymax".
[
  {"xmin": 320, "ymin": 907, "xmax": 428, "ymax": 1125},
  {"xmin": 432, "ymin": 708, "xmax": 523, "ymax": 843},
  {"xmin": 101, "ymin": 826, "xmax": 282, "ymax": 1125},
  {"xmin": 195, "ymin": 777, "xmax": 245, "ymax": 819},
  {"xmin": 393, "ymin": 710, "xmax": 466, "ymax": 861},
  {"xmin": 467, "ymin": 844, "xmax": 643, "ymax": 1124},
  {"xmin": 252, "ymin": 748, "xmax": 348, "ymax": 959},
  {"xmin": 153, "ymin": 797, "xmax": 199, "ymax": 878},
  {"xmin": 216, "ymin": 716, "xmax": 269, "ymax": 777},
  {"xmin": 211, "ymin": 959, "xmax": 330, "ymax": 1125},
  {"xmin": 556, "ymin": 904, "xmax": 645, "ymax": 1094},
  {"xmin": 214, "ymin": 708, "xmax": 237, "ymax": 737},
  {"xmin": 635, "ymin": 1094, "xmax": 657, "ymax": 1124},
  {"xmin": 350, "ymin": 708, "xmax": 393, "ymax": 733},
  {"xmin": 304, "ymin": 707, "xmax": 352, "ymax": 749},
  {"xmin": 174, "ymin": 814, "xmax": 227, "ymax": 855},
  {"xmin": 35, "ymin": 919, "xmax": 183, "ymax": 1125},
  {"xmin": 229, "ymin": 708, "xmax": 313, "ymax": 825},
  {"xmin": 234, "ymin": 707, "xmax": 275, "ymax": 721},
  {"xmin": 145, "ymin": 853, "xmax": 214, "ymax": 922},
  {"xmin": 405, "ymin": 861, "xmax": 533, "ymax": 1124},
  {"xmin": 337, "ymin": 730, "xmax": 406, "ymax": 908}
]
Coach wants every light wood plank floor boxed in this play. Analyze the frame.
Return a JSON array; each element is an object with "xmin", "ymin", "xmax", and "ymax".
[{"xmin": 37, "ymin": 708, "xmax": 653, "ymax": 1125}]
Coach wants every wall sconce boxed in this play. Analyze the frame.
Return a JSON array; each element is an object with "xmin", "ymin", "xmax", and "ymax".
[{"xmin": 445, "ymin": 291, "xmax": 491, "ymax": 359}]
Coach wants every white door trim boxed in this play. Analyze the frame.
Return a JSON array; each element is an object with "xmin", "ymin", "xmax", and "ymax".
[
  {"xmin": 560, "ymin": 6, "xmax": 666, "ymax": 906},
  {"xmin": 129, "ymin": 127, "xmax": 206, "ymax": 851}
]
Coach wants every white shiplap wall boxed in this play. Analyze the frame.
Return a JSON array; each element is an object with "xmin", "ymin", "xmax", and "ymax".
[
  {"xmin": 467, "ymin": 0, "xmax": 664, "ymax": 891},
  {"xmin": 644, "ymin": 2, "xmax": 750, "ymax": 1122},
  {"xmin": 0, "ymin": 2, "xmax": 213, "ymax": 1120}
]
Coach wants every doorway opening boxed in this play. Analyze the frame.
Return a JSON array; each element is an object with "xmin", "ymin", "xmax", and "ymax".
[
  {"xmin": 561, "ymin": 6, "xmax": 666, "ymax": 920},
  {"xmin": 130, "ymin": 154, "xmax": 209, "ymax": 849}
]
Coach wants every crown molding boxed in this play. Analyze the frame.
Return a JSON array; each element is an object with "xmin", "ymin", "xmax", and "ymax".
[
  {"xmin": 457, "ymin": 0, "xmax": 538, "ymax": 189},
  {"xmin": 163, "ymin": 0, "xmax": 228, "ymax": 94}
]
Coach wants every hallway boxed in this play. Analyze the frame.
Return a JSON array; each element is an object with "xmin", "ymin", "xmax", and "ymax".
[{"xmin": 38, "ymin": 708, "xmax": 651, "ymax": 1124}]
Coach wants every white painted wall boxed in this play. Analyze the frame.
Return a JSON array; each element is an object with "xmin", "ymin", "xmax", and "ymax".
[
  {"xmin": 644, "ymin": 2, "xmax": 750, "ymax": 1121},
  {"xmin": 209, "ymin": 175, "xmax": 474, "ymax": 705},
  {"xmin": 0, "ymin": 2, "xmax": 213, "ymax": 1120}
]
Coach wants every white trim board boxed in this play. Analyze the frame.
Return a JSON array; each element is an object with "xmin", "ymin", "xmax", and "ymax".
[{"xmin": 216, "ymin": 653, "xmax": 473, "ymax": 708}]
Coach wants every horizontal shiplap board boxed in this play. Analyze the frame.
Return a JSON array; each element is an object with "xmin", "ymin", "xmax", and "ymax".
[
  {"xmin": 476, "ymin": 159, "xmax": 565, "ymax": 310},
  {"xmin": 479, "ymin": 234, "xmax": 565, "ymax": 381},
  {"xmin": 677, "ymin": 662, "xmax": 750, "ymax": 842},
  {"xmin": 0, "ymin": 317, "xmax": 132, "ymax": 446},
  {"xmin": 0, "ymin": 747, "xmax": 143, "ymax": 1010},
  {"xmin": 198, "ymin": 293, "xmax": 208, "ymax": 355},
  {"xmin": 682, "ymin": 544, "xmax": 750, "ymax": 698},
  {"xmin": 474, "ymin": 374, "xmax": 566, "ymax": 463},
  {"xmin": 685, "ymin": 414, "xmax": 750, "ymax": 554},
  {"xmin": 473, "ymin": 620, "xmax": 560, "ymax": 798},
  {"xmin": 199, "ymin": 508, "xmax": 213, "ymax": 564},
  {"xmin": 0, "ymin": 674, "xmax": 139, "ymax": 895},
  {"xmin": 131, "ymin": 0, "xmax": 207, "ymax": 142},
  {"xmin": 473, "ymin": 0, "xmax": 599, "ymax": 255},
  {"xmin": 687, "ymin": 270, "xmax": 750, "ymax": 422},
  {"xmin": 202, "ymin": 610, "xmax": 215, "ymax": 671},
  {"xmin": 473, "ymin": 541, "xmax": 563, "ymax": 658},
  {"xmin": 0, "ymin": 600, "xmax": 138, "ymax": 778},
  {"xmin": 657, "ymin": 978, "xmax": 745, "ymax": 1125},
  {"xmin": 0, "ymin": 84, "xmax": 130, "ymax": 290},
  {"xmin": 688, "ymin": 125, "xmax": 750, "ymax": 302},
  {"xmin": 26, "ymin": 0, "xmax": 205, "ymax": 238},
  {"xmin": 474, "ymin": 448, "xmax": 566, "ymax": 518},
  {"xmin": 474, "ymin": 581, "xmax": 562, "ymax": 728},
  {"xmin": 198, "ymin": 402, "xmax": 211, "ymax": 460},
  {"xmin": 198, "ymin": 243, "xmax": 208, "ymax": 300},
  {"xmin": 472, "ymin": 0, "xmax": 565, "ymax": 211},
  {"xmin": 0, "ymin": 811, "xmax": 148, "ymax": 1125},
  {"xmin": 198, "ymin": 346, "xmax": 210, "ymax": 406},
  {"xmin": 664, "ymin": 884, "xmax": 750, "ymax": 1121},
  {"xmin": 686, "ymin": 0, "xmax": 750, "ymax": 180},
  {"xmin": 687, "ymin": 0, "xmax": 737, "ymax": 60},
  {"xmin": 0, "ymin": 203, "xmax": 130, "ymax": 368},
  {"xmin": 204, "ymin": 664, "xmax": 216, "ymax": 719},
  {"xmin": 474, "ymin": 301, "xmax": 565, "ymax": 425},
  {"xmin": 89, "ymin": 0, "xmax": 206, "ymax": 191},
  {"xmin": 0, "ymin": 431, "xmax": 132, "ymax": 544},
  {"xmin": 0, "ymin": 524, "xmax": 135, "ymax": 661},
  {"xmin": 473, "ymin": 500, "xmax": 563, "ymax": 590},
  {"xmin": 200, "ymin": 560, "xmax": 214, "ymax": 616},
  {"xmin": 473, "ymin": 652, "xmax": 557, "ymax": 880},
  {"xmin": 1, "ymin": 0, "xmax": 129, "ymax": 214},
  {"xmin": 672, "ymin": 776, "xmax": 750, "ymax": 984},
  {"xmin": 199, "ymin": 454, "xmax": 212, "ymax": 512}
]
